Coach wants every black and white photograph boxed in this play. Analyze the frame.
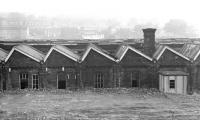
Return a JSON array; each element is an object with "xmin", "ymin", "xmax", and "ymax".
[{"xmin": 0, "ymin": 0, "xmax": 200, "ymax": 119}]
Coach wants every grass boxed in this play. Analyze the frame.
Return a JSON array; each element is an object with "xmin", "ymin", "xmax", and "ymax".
[{"xmin": 0, "ymin": 88, "xmax": 200, "ymax": 120}]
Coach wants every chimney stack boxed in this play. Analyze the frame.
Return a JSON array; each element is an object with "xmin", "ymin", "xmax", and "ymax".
[{"xmin": 143, "ymin": 28, "xmax": 156, "ymax": 57}]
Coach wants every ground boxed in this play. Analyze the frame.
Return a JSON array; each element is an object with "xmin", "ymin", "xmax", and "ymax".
[{"xmin": 0, "ymin": 88, "xmax": 200, "ymax": 120}]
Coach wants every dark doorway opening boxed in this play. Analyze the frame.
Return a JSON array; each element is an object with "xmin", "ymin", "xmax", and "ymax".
[
  {"xmin": 131, "ymin": 71, "xmax": 140, "ymax": 87},
  {"xmin": 57, "ymin": 72, "xmax": 67, "ymax": 89},
  {"xmin": 20, "ymin": 73, "xmax": 28, "ymax": 89}
]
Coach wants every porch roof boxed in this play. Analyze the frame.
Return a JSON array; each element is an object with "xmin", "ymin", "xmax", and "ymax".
[{"xmin": 159, "ymin": 70, "xmax": 189, "ymax": 76}]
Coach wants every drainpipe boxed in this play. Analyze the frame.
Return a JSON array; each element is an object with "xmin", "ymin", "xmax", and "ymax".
[
  {"xmin": 78, "ymin": 60, "xmax": 84, "ymax": 89},
  {"xmin": 39, "ymin": 60, "xmax": 45, "ymax": 89},
  {"xmin": 153, "ymin": 59, "xmax": 159, "ymax": 89},
  {"xmin": 2, "ymin": 61, "xmax": 6, "ymax": 91},
  {"xmin": 74, "ymin": 62, "xmax": 79, "ymax": 90},
  {"xmin": 0, "ymin": 61, "xmax": 4, "ymax": 91},
  {"xmin": 188, "ymin": 60, "xmax": 195, "ymax": 94}
]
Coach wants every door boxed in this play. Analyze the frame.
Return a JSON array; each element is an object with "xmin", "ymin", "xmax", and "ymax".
[
  {"xmin": 20, "ymin": 73, "xmax": 28, "ymax": 89},
  {"xmin": 131, "ymin": 71, "xmax": 140, "ymax": 87},
  {"xmin": 176, "ymin": 76, "xmax": 183, "ymax": 94},
  {"xmin": 57, "ymin": 72, "xmax": 67, "ymax": 89},
  {"xmin": 168, "ymin": 76, "xmax": 176, "ymax": 93}
]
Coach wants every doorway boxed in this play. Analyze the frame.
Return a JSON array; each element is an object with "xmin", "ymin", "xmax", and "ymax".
[
  {"xmin": 131, "ymin": 71, "xmax": 140, "ymax": 87},
  {"xmin": 57, "ymin": 72, "xmax": 67, "ymax": 89},
  {"xmin": 20, "ymin": 73, "xmax": 28, "ymax": 89}
]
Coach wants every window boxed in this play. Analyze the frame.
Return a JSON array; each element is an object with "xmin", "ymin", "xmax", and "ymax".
[
  {"xmin": 32, "ymin": 74, "xmax": 39, "ymax": 89},
  {"xmin": 20, "ymin": 73, "xmax": 28, "ymax": 89},
  {"xmin": 95, "ymin": 73, "xmax": 104, "ymax": 88},
  {"xmin": 169, "ymin": 79, "xmax": 175, "ymax": 89},
  {"xmin": 131, "ymin": 71, "xmax": 140, "ymax": 87}
]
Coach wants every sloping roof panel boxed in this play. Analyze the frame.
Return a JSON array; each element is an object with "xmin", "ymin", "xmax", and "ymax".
[
  {"xmin": 0, "ymin": 48, "xmax": 8, "ymax": 61},
  {"xmin": 81, "ymin": 43, "xmax": 116, "ymax": 62},
  {"xmin": 54, "ymin": 45, "xmax": 80, "ymax": 60},
  {"xmin": 153, "ymin": 45, "xmax": 165, "ymax": 60},
  {"xmin": 116, "ymin": 45, "xmax": 152, "ymax": 61},
  {"xmin": 153, "ymin": 45, "xmax": 190, "ymax": 61},
  {"xmin": 5, "ymin": 44, "xmax": 45, "ymax": 62},
  {"xmin": 180, "ymin": 44, "xmax": 200, "ymax": 61},
  {"xmin": 115, "ymin": 45, "xmax": 127, "ymax": 59},
  {"xmin": 44, "ymin": 45, "xmax": 80, "ymax": 62}
]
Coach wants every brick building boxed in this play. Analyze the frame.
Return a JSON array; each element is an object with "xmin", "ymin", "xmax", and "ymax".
[{"xmin": 0, "ymin": 28, "xmax": 196, "ymax": 94}]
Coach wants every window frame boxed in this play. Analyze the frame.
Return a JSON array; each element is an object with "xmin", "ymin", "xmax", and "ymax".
[
  {"xmin": 32, "ymin": 74, "xmax": 39, "ymax": 89},
  {"xmin": 95, "ymin": 72, "xmax": 104, "ymax": 88},
  {"xmin": 169, "ymin": 79, "xmax": 175, "ymax": 89}
]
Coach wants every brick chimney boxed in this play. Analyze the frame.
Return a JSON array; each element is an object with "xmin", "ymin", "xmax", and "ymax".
[{"xmin": 143, "ymin": 28, "xmax": 156, "ymax": 57}]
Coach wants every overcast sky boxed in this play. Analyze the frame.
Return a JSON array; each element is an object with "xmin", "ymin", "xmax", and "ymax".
[{"xmin": 1, "ymin": 0, "xmax": 200, "ymax": 31}]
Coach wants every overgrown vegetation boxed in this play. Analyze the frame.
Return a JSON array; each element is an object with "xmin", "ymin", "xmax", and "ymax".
[{"xmin": 0, "ymin": 88, "xmax": 200, "ymax": 120}]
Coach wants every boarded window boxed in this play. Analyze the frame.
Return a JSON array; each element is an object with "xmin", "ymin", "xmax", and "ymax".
[
  {"xmin": 131, "ymin": 71, "xmax": 140, "ymax": 87},
  {"xmin": 95, "ymin": 73, "xmax": 104, "ymax": 88},
  {"xmin": 32, "ymin": 74, "xmax": 39, "ymax": 89},
  {"xmin": 20, "ymin": 73, "xmax": 28, "ymax": 89},
  {"xmin": 170, "ymin": 79, "xmax": 175, "ymax": 89}
]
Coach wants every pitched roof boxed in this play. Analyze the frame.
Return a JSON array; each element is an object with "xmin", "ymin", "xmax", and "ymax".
[
  {"xmin": 0, "ymin": 48, "xmax": 8, "ymax": 61},
  {"xmin": 44, "ymin": 45, "xmax": 80, "ymax": 62},
  {"xmin": 115, "ymin": 45, "xmax": 153, "ymax": 62},
  {"xmin": 180, "ymin": 44, "xmax": 200, "ymax": 61},
  {"xmin": 5, "ymin": 44, "xmax": 45, "ymax": 63},
  {"xmin": 153, "ymin": 45, "xmax": 190, "ymax": 61},
  {"xmin": 81, "ymin": 43, "xmax": 116, "ymax": 62}
]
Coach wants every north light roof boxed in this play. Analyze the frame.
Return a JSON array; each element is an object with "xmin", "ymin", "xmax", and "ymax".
[
  {"xmin": 115, "ymin": 45, "xmax": 153, "ymax": 62},
  {"xmin": 5, "ymin": 44, "xmax": 45, "ymax": 63},
  {"xmin": 81, "ymin": 43, "xmax": 116, "ymax": 62},
  {"xmin": 44, "ymin": 45, "xmax": 80, "ymax": 62},
  {"xmin": 153, "ymin": 45, "xmax": 190, "ymax": 61}
]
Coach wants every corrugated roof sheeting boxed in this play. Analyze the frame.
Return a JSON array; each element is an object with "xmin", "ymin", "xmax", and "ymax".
[
  {"xmin": 15, "ymin": 45, "xmax": 45, "ymax": 61},
  {"xmin": 180, "ymin": 44, "xmax": 200, "ymax": 60},
  {"xmin": 54, "ymin": 45, "xmax": 80, "ymax": 60}
]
